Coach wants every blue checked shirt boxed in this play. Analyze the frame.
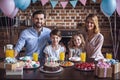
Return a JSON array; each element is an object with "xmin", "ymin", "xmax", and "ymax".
[{"xmin": 14, "ymin": 27, "xmax": 51, "ymax": 59}]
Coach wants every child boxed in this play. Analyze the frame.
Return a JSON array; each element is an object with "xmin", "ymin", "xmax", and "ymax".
[
  {"xmin": 43, "ymin": 29, "xmax": 66, "ymax": 61},
  {"xmin": 68, "ymin": 33, "xmax": 85, "ymax": 58}
]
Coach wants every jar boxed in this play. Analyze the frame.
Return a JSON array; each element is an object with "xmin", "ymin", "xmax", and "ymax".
[{"xmin": 5, "ymin": 44, "xmax": 14, "ymax": 58}]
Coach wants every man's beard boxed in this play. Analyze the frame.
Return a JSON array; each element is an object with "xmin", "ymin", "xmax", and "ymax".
[{"xmin": 34, "ymin": 22, "xmax": 43, "ymax": 28}]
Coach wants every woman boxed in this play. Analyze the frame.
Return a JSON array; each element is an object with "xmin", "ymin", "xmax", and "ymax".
[{"xmin": 85, "ymin": 14, "xmax": 104, "ymax": 60}]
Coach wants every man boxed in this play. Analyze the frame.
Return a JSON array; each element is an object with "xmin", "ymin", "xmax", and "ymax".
[{"xmin": 14, "ymin": 10, "xmax": 51, "ymax": 61}]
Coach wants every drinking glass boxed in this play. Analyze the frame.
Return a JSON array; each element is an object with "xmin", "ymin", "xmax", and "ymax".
[
  {"xmin": 33, "ymin": 52, "xmax": 38, "ymax": 61},
  {"xmin": 59, "ymin": 52, "xmax": 65, "ymax": 61},
  {"xmin": 106, "ymin": 53, "xmax": 112, "ymax": 59},
  {"xmin": 80, "ymin": 52, "xmax": 86, "ymax": 62}
]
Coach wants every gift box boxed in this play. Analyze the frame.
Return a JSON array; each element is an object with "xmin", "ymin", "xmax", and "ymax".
[
  {"xmin": 6, "ymin": 61, "xmax": 24, "ymax": 70},
  {"xmin": 0, "ymin": 61, "xmax": 24, "ymax": 70},
  {"xmin": 112, "ymin": 62, "xmax": 120, "ymax": 74},
  {"xmin": 108, "ymin": 59, "xmax": 120, "ymax": 74},
  {"xmin": 0, "ymin": 62, "xmax": 5, "ymax": 69},
  {"xmin": 95, "ymin": 66, "xmax": 112, "ymax": 78},
  {"xmin": 6, "ymin": 66, "xmax": 23, "ymax": 75},
  {"xmin": 95, "ymin": 60, "xmax": 112, "ymax": 78}
]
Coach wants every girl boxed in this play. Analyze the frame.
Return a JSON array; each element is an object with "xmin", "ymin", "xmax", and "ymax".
[{"xmin": 68, "ymin": 33, "xmax": 85, "ymax": 59}]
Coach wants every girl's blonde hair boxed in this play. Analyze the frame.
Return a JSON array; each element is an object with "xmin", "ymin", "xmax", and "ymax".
[
  {"xmin": 85, "ymin": 14, "xmax": 100, "ymax": 34},
  {"xmin": 68, "ymin": 33, "xmax": 85, "ymax": 49}
]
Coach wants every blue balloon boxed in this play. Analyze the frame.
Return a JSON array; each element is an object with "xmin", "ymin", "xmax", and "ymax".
[
  {"xmin": 100, "ymin": 0, "xmax": 116, "ymax": 17},
  {"xmin": 14, "ymin": 0, "xmax": 31, "ymax": 11}
]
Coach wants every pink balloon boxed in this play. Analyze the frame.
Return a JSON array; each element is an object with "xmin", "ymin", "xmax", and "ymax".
[
  {"xmin": 8, "ymin": 7, "xmax": 19, "ymax": 18},
  {"xmin": 0, "ymin": 0, "xmax": 15, "ymax": 17},
  {"xmin": 117, "ymin": 0, "xmax": 120, "ymax": 16}
]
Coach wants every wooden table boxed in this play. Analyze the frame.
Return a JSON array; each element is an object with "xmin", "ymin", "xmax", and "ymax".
[
  {"xmin": 0, "ymin": 65, "xmax": 120, "ymax": 80},
  {"xmin": 0, "ymin": 57, "xmax": 120, "ymax": 80}
]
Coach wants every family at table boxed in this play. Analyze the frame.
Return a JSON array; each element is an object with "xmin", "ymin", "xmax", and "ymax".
[{"xmin": 13, "ymin": 10, "xmax": 106, "ymax": 65}]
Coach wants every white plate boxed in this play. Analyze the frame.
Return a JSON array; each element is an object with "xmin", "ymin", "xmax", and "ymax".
[
  {"xmin": 19, "ymin": 56, "xmax": 32, "ymax": 61},
  {"xmin": 40, "ymin": 66, "xmax": 63, "ymax": 73},
  {"xmin": 69, "ymin": 57, "xmax": 81, "ymax": 62}
]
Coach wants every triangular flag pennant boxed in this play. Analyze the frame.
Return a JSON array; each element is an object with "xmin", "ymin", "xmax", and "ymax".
[
  {"xmin": 50, "ymin": 0, "xmax": 58, "ymax": 9},
  {"xmin": 70, "ymin": 0, "xmax": 78, "ymax": 8},
  {"xmin": 41, "ymin": 0, "xmax": 49, "ymax": 6},
  {"xmin": 92, "ymin": 0, "xmax": 96, "ymax": 3},
  {"xmin": 79, "ymin": 0, "xmax": 87, "ymax": 6},
  {"xmin": 32, "ymin": 0, "xmax": 37, "ymax": 3},
  {"xmin": 60, "ymin": 1, "xmax": 68, "ymax": 9}
]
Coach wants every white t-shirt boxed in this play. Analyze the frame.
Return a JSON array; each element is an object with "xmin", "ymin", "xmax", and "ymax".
[
  {"xmin": 43, "ymin": 45, "xmax": 65, "ymax": 60},
  {"xmin": 69, "ymin": 48, "xmax": 83, "ymax": 57}
]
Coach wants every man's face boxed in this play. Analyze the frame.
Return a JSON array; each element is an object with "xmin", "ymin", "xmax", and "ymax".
[{"xmin": 32, "ymin": 14, "xmax": 45, "ymax": 28}]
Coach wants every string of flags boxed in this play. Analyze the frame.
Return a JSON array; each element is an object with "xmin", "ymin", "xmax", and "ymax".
[{"xmin": 40, "ymin": 0, "xmax": 90, "ymax": 9}]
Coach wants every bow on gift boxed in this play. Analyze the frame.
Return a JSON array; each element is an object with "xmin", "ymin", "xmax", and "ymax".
[{"xmin": 97, "ymin": 61, "xmax": 111, "ymax": 77}]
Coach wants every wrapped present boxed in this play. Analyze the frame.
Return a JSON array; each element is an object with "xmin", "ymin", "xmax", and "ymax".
[
  {"xmin": 6, "ymin": 66, "xmax": 23, "ymax": 75},
  {"xmin": 6, "ymin": 61, "xmax": 24, "ymax": 70},
  {"xmin": 0, "ymin": 62, "xmax": 5, "ymax": 69},
  {"xmin": 0, "ymin": 61, "xmax": 24, "ymax": 70},
  {"xmin": 95, "ymin": 60, "xmax": 112, "ymax": 78},
  {"xmin": 108, "ymin": 59, "xmax": 120, "ymax": 74}
]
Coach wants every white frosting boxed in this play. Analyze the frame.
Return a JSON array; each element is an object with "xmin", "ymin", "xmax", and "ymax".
[{"xmin": 44, "ymin": 62, "xmax": 59, "ymax": 67}]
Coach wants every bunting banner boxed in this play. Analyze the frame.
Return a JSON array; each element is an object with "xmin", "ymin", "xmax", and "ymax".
[
  {"xmin": 60, "ymin": 1, "xmax": 68, "ymax": 9},
  {"xmin": 92, "ymin": 0, "xmax": 96, "ymax": 3},
  {"xmin": 79, "ymin": 0, "xmax": 87, "ymax": 6},
  {"xmin": 32, "ymin": 0, "xmax": 37, "ymax": 3},
  {"xmin": 50, "ymin": 0, "xmax": 58, "ymax": 8},
  {"xmin": 70, "ymin": 0, "xmax": 78, "ymax": 8},
  {"xmin": 41, "ymin": 0, "xmax": 49, "ymax": 6}
]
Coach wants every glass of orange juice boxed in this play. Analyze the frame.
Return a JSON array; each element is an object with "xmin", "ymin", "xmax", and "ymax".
[
  {"xmin": 59, "ymin": 52, "xmax": 65, "ymax": 61},
  {"xmin": 80, "ymin": 52, "xmax": 86, "ymax": 62},
  {"xmin": 33, "ymin": 52, "xmax": 38, "ymax": 61},
  {"xmin": 106, "ymin": 52, "xmax": 112, "ymax": 59}
]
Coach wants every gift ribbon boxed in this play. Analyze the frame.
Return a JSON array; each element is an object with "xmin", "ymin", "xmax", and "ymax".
[{"xmin": 104, "ymin": 68, "xmax": 107, "ymax": 77}]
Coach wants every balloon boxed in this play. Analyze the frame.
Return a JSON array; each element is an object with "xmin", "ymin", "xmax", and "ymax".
[
  {"xmin": 0, "ymin": 0, "xmax": 15, "ymax": 17},
  {"xmin": 100, "ymin": 0, "xmax": 116, "ymax": 17},
  {"xmin": 8, "ymin": 7, "xmax": 19, "ymax": 18},
  {"xmin": 14, "ymin": 0, "xmax": 31, "ymax": 11},
  {"xmin": 116, "ymin": 0, "xmax": 120, "ymax": 16}
]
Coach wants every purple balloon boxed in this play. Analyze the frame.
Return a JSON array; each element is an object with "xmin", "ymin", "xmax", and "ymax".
[
  {"xmin": 117, "ymin": 0, "xmax": 120, "ymax": 16},
  {"xmin": 8, "ymin": 7, "xmax": 19, "ymax": 19},
  {"xmin": 0, "ymin": 0, "xmax": 15, "ymax": 17}
]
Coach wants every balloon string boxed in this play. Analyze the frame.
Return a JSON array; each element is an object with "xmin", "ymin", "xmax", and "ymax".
[
  {"xmin": 114, "ymin": 11, "xmax": 117, "ymax": 58},
  {"xmin": 108, "ymin": 17, "xmax": 115, "ymax": 58}
]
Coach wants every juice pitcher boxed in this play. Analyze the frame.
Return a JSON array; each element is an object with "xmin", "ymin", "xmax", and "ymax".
[{"xmin": 5, "ymin": 44, "xmax": 14, "ymax": 58}]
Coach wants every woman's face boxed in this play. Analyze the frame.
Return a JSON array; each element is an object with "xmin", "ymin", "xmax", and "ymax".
[
  {"xmin": 73, "ymin": 35, "xmax": 81, "ymax": 47},
  {"xmin": 50, "ymin": 35, "xmax": 61, "ymax": 46},
  {"xmin": 86, "ymin": 18, "xmax": 95, "ymax": 31}
]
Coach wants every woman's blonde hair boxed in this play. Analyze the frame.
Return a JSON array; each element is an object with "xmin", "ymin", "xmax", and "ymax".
[
  {"xmin": 85, "ymin": 14, "xmax": 100, "ymax": 34},
  {"xmin": 68, "ymin": 33, "xmax": 85, "ymax": 49}
]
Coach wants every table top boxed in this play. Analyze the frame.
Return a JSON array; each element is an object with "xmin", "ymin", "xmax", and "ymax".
[
  {"xmin": 0, "ymin": 65, "xmax": 120, "ymax": 80},
  {"xmin": 0, "ymin": 57, "xmax": 120, "ymax": 80}
]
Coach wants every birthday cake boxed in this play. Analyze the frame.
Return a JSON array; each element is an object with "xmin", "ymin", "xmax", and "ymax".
[
  {"xmin": 43, "ymin": 57, "xmax": 60, "ymax": 71},
  {"xmin": 43, "ymin": 62, "xmax": 60, "ymax": 71}
]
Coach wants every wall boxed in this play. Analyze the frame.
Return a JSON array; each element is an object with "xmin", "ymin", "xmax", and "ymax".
[{"xmin": 0, "ymin": 0, "xmax": 120, "ymax": 58}]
